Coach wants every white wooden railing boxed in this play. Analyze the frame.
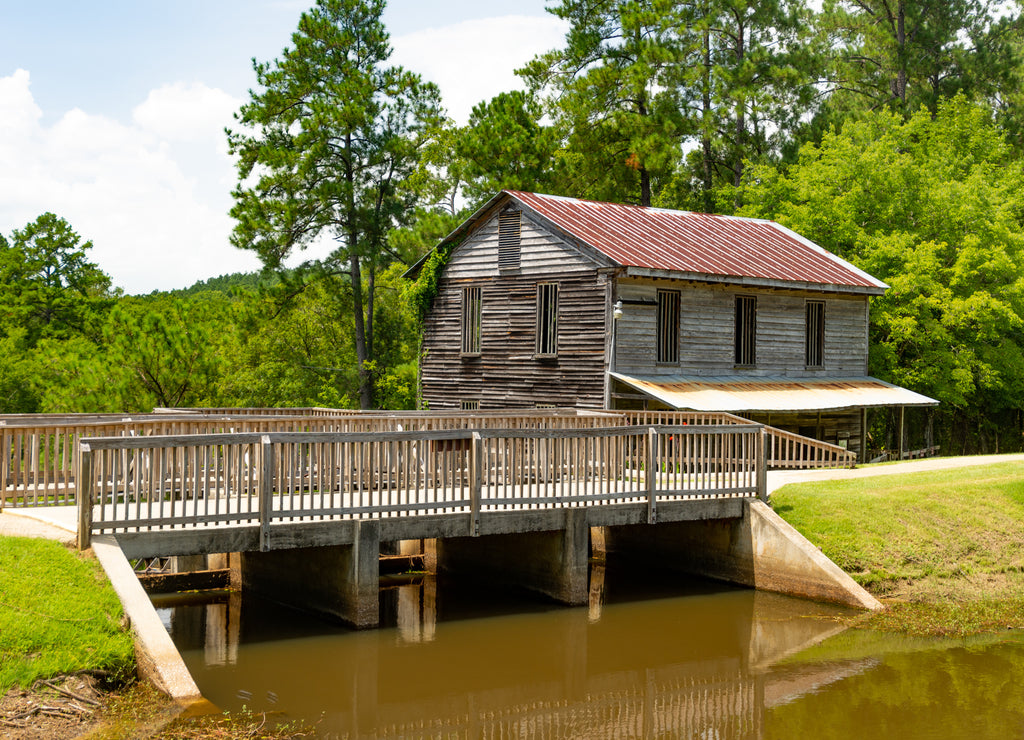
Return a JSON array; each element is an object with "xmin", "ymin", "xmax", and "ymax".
[
  {"xmin": 4, "ymin": 407, "xmax": 851, "ymax": 510},
  {"xmin": 75, "ymin": 424, "xmax": 766, "ymax": 549},
  {"xmin": 1, "ymin": 410, "xmax": 625, "ymax": 508}
]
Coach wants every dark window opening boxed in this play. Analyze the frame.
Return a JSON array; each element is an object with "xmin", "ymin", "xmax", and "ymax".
[
  {"xmin": 461, "ymin": 400, "xmax": 480, "ymax": 411},
  {"xmin": 806, "ymin": 300, "xmax": 825, "ymax": 367},
  {"xmin": 461, "ymin": 286, "xmax": 481, "ymax": 356},
  {"xmin": 535, "ymin": 282, "xmax": 559, "ymax": 357},
  {"xmin": 735, "ymin": 295, "xmax": 756, "ymax": 366},
  {"xmin": 657, "ymin": 289, "xmax": 680, "ymax": 364}
]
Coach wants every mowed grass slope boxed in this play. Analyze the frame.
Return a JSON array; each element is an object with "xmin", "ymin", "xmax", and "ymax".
[
  {"xmin": 772, "ymin": 461, "xmax": 1024, "ymax": 635},
  {"xmin": 0, "ymin": 536, "xmax": 134, "ymax": 692}
]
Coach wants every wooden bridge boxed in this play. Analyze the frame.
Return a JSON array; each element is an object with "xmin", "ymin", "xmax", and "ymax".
[
  {"xmin": 2, "ymin": 407, "xmax": 855, "ymax": 511},
  {"xmin": 74, "ymin": 421, "xmax": 766, "ymax": 556},
  {"xmin": 1, "ymin": 408, "xmax": 868, "ymax": 627}
]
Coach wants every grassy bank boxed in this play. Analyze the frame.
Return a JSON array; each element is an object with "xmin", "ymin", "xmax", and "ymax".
[
  {"xmin": 0, "ymin": 536, "xmax": 134, "ymax": 692},
  {"xmin": 772, "ymin": 461, "xmax": 1024, "ymax": 636},
  {"xmin": 0, "ymin": 533, "xmax": 311, "ymax": 737}
]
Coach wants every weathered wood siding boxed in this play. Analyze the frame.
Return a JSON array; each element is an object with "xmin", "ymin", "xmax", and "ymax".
[
  {"xmin": 421, "ymin": 211, "xmax": 609, "ymax": 410},
  {"xmin": 613, "ymin": 279, "xmax": 869, "ymax": 378}
]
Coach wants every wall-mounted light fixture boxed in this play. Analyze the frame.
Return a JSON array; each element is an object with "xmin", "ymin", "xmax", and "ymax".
[{"xmin": 613, "ymin": 300, "xmax": 623, "ymax": 320}]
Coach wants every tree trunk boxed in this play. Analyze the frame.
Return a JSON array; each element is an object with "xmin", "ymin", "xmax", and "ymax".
[
  {"xmin": 732, "ymin": 17, "xmax": 746, "ymax": 190},
  {"xmin": 701, "ymin": 25, "xmax": 714, "ymax": 213},
  {"xmin": 349, "ymin": 256, "xmax": 373, "ymax": 410},
  {"xmin": 894, "ymin": 0, "xmax": 908, "ymax": 108}
]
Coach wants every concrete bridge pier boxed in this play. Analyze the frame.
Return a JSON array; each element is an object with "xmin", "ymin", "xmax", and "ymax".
[
  {"xmin": 239, "ymin": 520, "xmax": 381, "ymax": 628},
  {"xmin": 436, "ymin": 509, "xmax": 590, "ymax": 605}
]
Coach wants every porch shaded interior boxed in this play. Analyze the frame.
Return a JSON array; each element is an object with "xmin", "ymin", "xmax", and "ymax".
[{"xmin": 609, "ymin": 373, "xmax": 939, "ymax": 462}]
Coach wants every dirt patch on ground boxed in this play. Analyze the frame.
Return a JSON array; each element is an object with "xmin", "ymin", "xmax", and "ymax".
[{"xmin": 1, "ymin": 674, "xmax": 111, "ymax": 739}]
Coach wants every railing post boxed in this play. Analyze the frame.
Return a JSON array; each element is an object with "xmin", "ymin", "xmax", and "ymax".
[
  {"xmin": 76, "ymin": 443, "xmax": 93, "ymax": 551},
  {"xmin": 259, "ymin": 435, "xmax": 274, "ymax": 552},
  {"xmin": 647, "ymin": 427, "xmax": 657, "ymax": 523},
  {"xmin": 757, "ymin": 428, "xmax": 768, "ymax": 502},
  {"xmin": 470, "ymin": 432, "xmax": 482, "ymax": 536},
  {"xmin": 1, "ymin": 428, "xmax": 8, "ymax": 511}
]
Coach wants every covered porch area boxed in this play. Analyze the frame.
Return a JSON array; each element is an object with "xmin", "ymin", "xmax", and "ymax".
[{"xmin": 609, "ymin": 373, "xmax": 939, "ymax": 463}]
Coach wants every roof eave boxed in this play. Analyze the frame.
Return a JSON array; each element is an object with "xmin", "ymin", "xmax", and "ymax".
[
  {"xmin": 621, "ymin": 266, "xmax": 888, "ymax": 296},
  {"xmin": 401, "ymin": 192, "xmax": 512, "ymax": 281}
]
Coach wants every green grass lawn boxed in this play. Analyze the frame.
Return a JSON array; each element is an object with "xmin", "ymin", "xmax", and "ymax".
[
  {"xmin": 0, "ymin": 536, "xmax": 135, "ymax": 692},
  {"xmin": 772, "ymin": 461, "xmax": 1024, "ymax": 635}
]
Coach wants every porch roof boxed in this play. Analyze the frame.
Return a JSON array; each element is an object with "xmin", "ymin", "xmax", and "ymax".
[{"xmin": 610, "ymin": 373, "xmax": 938, "ymax": 414}]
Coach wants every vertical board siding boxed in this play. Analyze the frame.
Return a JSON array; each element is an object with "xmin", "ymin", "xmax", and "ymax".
[
  {"xmin": 615, "ymin": 279, "xmax": 869, "ymax": 378},
  {"xmin": 422, "ymin": 272, "xmax": 607, "ymax": 410}
]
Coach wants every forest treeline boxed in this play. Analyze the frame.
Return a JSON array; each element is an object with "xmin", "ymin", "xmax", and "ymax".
[{"xmin": 3, "ymin": 0, "xmax": 1024, "ymax": 456}]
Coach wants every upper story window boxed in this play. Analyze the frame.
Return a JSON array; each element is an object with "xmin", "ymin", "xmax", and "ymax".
[
  {"xmin": 460, "ymin": 286, "xmax": 482, "ymax": 356},
  {"xmin": 498, "ymin": 209, "xmax": 521, "ymax": 271},
  {"xmin": 535, "ymin": 282, "xmax": 559, "ymax": 357},
  {"xmin": 657, "ymin": 289, "xmax": 680, "ymax": 364},
  {"xmin": 806, "ymin": 300, "xmax": 825, "ymax": 367},
  {"xmin": 461, "ymin": 399, "xmax": 480, "ymax": 411},
  {"xmin": 734, "ymin": 295, "xmax": 756, "ymax": 366}
]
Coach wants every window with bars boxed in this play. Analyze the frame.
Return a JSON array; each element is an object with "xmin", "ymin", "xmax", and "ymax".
[
  {"xmin": 498, "ymin": 209, "xmax": 521, "ymax": 270},
  {"xmin": 657, "ymin": 289, "xmax": 680, "ymax": 364},
  {"xmin": 806, "ymin": 300, "xmax": 825, "ymax": 367},
  {"xmin": 535, "ymin": 282, "xmax": 559, "ymax": 357},
  {"xmin": 734, "ymin": 295, "xmax": 756, "ymax": 366},
  {"xmin": 461, "ymin": 400, "xmax": 480, "ymax": 411},
  {"xmin": 460, "ymin": 286, "xmax": 481, "ymax": 356}
]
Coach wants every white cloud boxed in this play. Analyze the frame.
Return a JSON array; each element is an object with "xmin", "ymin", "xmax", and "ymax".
[
  {"xmin": 0, "ymin": 14, "xmax": 569, "ymax": 293},
  {"xmin": 0, "ymin": 71, "xmax": 258, "ymax": 293},
  {"xmin": 391, "ymin": 15, "xmax": 568, "ymax": 124},
  {"xmin": 133, "ymin": 82, "xmax": 241, "ymax": 144}
]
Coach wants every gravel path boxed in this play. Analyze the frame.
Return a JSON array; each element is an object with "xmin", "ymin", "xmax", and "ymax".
[{"xmin": 0, "ymin": 509, "xmax": 76, "ymax": 546}]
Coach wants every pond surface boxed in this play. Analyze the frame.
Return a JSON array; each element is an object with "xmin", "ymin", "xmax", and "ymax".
[{"xmin": 157, "ymin": 562, "xmax": 1024, "ymax": 739}]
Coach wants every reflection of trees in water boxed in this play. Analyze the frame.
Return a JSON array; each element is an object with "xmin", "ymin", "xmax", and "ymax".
[{"xmin": 765, "ymin": 638, "xmax": 1024, "ymax": 738}]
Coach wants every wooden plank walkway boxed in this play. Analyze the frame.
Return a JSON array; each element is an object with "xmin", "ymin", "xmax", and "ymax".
[{"xmin": 74, "ymin": 425, "xmax": 765, "ymax": 558}]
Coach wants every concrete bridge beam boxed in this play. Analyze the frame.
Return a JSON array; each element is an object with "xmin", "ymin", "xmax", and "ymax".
[
  {"xmin": 437, "ymin": 508, "xmax": 590, "ymax": 605},
  {"xmin": 239, "ymin": 519, "xmax": 381, "ymax": 628}
]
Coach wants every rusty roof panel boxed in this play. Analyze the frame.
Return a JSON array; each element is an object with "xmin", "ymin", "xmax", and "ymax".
[
  {"xmin": 611, "ymin": 373, "xmax": 938, "ymax": 413},
  {"xmin": 508, "ymin": 191, "xmax": 886, "ymax": 292}
]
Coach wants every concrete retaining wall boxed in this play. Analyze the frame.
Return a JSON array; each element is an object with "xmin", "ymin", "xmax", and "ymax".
[
  {"xmin": 605, "ymin": 500, "xmax": 881, "ymax": 611},
  {"xmin": 90, "ymin": 535, "xmax": 205, "ymax": 702}
]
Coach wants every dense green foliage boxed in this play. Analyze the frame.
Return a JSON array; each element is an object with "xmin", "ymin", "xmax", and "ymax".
[
  {"xmin": 2, "ymin": 0, "xmax": 1023, "ymax": 452},
  {"xmin": 0, "ymin": 537, "xmax": 134, "ymax": 691},
  {"xmin": 741, "ymin": 98, "xmax": 1024, "ymax": 453}
]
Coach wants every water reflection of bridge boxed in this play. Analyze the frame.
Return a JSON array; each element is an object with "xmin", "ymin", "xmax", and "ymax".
[{"xmin": 167, "ymin": 571, "xmax": 862, "ymax": 739}]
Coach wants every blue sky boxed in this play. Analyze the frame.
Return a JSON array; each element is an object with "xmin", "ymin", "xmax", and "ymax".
[{"xmin": 0, "ymin": 1, "xmax": 565, "ymax": 293}]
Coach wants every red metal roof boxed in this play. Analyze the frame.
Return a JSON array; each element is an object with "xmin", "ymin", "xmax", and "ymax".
[{"xmin": 507, "ymin": 191, "xmax": 886, "ymax": 291}]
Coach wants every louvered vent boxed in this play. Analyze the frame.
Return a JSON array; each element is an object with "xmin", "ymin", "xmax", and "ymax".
[{"xmin": 498, "ymin": 209, "xmax": 521, "ymax": 270}]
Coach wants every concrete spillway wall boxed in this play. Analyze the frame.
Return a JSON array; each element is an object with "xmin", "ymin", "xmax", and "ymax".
[
  {"xmin": 604, "ymin": 500, "xmax": 882, "ymax": 612},
  {"xmin": 238, "ymin": 499, "xmax": 880, "ymax": 628}
]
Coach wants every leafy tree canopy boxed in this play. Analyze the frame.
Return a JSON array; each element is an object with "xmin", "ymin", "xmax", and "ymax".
[
  {"xmin": 0, "ymin": 213, "xmax": 113, "ymax": 346},
  {"xmin": 227, "ymin": 0, "xmax": 446, "ymax": 408},
  {"xmin": 740, "ymin": 97, "xmax": 1024, "ymax": 427}
]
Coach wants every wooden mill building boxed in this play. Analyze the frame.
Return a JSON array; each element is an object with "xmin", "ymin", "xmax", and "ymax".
[{"xmin": 409, "ymin": 191, "xmax": 935, "ymax": 460}]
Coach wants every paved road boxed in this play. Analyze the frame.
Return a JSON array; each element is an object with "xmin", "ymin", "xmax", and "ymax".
[{"xmin": 767, "ymin": 453, "xmax": 1024, "ymax": 494}]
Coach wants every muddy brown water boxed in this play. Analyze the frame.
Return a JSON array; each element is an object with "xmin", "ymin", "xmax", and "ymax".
[{"xmin": 156, "ymin": 562, "xmax": 1024, "ymax": 739}]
